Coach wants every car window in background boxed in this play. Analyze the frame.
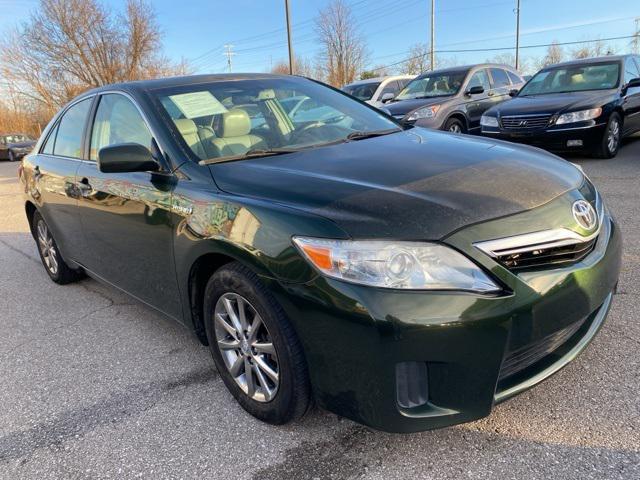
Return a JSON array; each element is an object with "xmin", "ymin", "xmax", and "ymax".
[
  {"xmin": 380, "ymin": 82, "xmax": 398, "ymax": 97},
  {"xmin": 467, "ymin": 69, "xmax": 491, "ymax": 91},
  {"xmin": 490, "ymin": 68, "xmax": 511, "ymax": 88},
  {"xmin": 395, "ymin": 71, "xmax": 468, "ymax": 100},
  {"xmin": 506, "ymin": 70, "xmax": 523, "ymax": 84},
  {"xmin": 52, "ymin": 97, "xmax": 92, "ymax": 159},
  {"xmin": 154, "ymin": 78, "xmax": 399, "ymax": 162},
  {"xmin": 519, "ymin": 62, "xmax": 621, "ymax": 96},
  {"xmin": 90, "ymin": 94, "xmax": 153, "ymax": 161},
  {"xmin": 342, "ymin": 81, "xmax": 382, "ymax": 101}
]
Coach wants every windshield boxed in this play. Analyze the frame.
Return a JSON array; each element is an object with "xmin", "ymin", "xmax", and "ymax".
[
  {"xmin": 342, "ymin": 81, "xmax": 381, "ymax": 101},
  {"xmin": 154, "ymin": 78, "xmax": 400, "ymax": 163},
  {"xmin": 395, "ymin": 71, "xmax": 468, "ymax": 100},
  {"xmin": 519, "ymin": 62, "xmax": 620, "ymax": 96}
]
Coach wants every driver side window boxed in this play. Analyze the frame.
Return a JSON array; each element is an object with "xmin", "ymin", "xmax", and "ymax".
[{"xmin": 90, "ymin": 94, "xmax": 153, "ymax": 161}]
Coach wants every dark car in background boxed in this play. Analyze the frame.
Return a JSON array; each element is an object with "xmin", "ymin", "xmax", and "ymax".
[
  {"xmin": 0, "ymin": 134, "xmax": 36, "ymax": 162},
  {"xmin": 20, "ymin": 73, "xmax": 620, "ymax": 433},
  {"xmin": 382, "ymin": 64, "xmax": 525, "ymax": 133},
  {"xmin": 481, "ymin": 55, "xmax": 640, "ymax": 158}
]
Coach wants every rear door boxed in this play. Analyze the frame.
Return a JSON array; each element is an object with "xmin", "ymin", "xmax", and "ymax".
[
  {"xmin": 75, "ymin": 92, "xmax": 182, "ymax": 318},
  {"xmin": 622, "ymin": 57, "xmax": 640, "ymax": 135},
  {"xmin": 463, "ymin": 69, "xmax": 494, "ymax": 131},
  {"xmin": 28, "ymin": 96, "xmax": 94, "ymax": 262},
  {"xmin": 488, "ymin": 68, "xmax": 513, "ymax": 104}
]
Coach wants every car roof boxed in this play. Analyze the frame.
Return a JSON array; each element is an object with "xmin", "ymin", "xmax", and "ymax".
[
  {"xmin": 542, "ymin": 55, "xmax": 632, "ymax": 70},
  {"xmin": 85, "ymin": 73, "xmax": 298, "ymax": 95},
  {"xmin": 413, "ymin": 63, "xmax": 516, "ymax": 78},
  {"xmin": 344, "ymin": 75, "xmax": 414, "ymax": 86}
]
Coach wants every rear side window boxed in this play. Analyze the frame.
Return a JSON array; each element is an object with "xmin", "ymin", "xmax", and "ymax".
[
  {"xmin": 90, "ymin": 94, "xmax": 153, "ymax": 161},
  {"xmin": 490, "ymin": 68, "xmax": 511, "ymax": 88},
  {"xmin": 41, "ymin": 124, "xmax": 58, "ymax": 155},
  {"xmin": 507, "ymin": 71, "xmax": 523, "ymax": 84},
  {"xmin": 53, "ymin": 98, "xmax": 92, "ymax": 159}
]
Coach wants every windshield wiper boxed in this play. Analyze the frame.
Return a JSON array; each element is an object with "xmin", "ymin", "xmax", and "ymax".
[
  {"xmin": 345, "ymin": 128, "xmax": 401, "ymax": 142},
  {"xmin": 199, "ymin": 147, "xmax": 299, "ymax": 165}
]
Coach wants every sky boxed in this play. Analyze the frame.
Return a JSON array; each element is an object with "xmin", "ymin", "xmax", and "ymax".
[{"xmin": 2, "ymin": 0, "xmax": 640, "ymax": 75}]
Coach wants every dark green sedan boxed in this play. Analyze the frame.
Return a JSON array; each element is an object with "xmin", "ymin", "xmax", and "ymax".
[{"xmin": 20, "ymin": 74, "xmax": 621, "ymax": 433}]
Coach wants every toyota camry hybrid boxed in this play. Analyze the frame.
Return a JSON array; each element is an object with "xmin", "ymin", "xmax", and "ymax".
[{"xmin": 20, "ymin": 74, "xmax": 621, "ymax": 433}]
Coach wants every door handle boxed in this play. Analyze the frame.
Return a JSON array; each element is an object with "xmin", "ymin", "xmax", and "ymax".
[{"xmin": 487, "ymin": 91, "xmax": 495, "ymax": 97}]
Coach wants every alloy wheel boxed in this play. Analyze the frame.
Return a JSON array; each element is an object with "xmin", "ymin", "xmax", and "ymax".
[
  {"xmin": 449, "ymin": 123, "xmax": 462, "ymax": 133},
  {"xmin": 214, "ymin": 293, "xmax": 279, "ymax": 402},
  {"xmin": 36, "ymin": 220, "xmax": 59, "ymax": 275},
  {"xmin": 607, "ymin": 119, "xmax": 620, "ymax": 153}
]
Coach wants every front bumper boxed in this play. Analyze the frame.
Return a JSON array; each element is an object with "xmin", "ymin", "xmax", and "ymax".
[
  {"xmin": 482, "ymin": 122, "xmax": 606, "ymax": 152},
  {"xmin": 267, "ymin": 195, "xmax": 621, "ymax": 433}
]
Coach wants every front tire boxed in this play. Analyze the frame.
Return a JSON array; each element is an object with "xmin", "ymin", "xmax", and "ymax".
[
  {"xmin": 203, "ymin": 262, "xmax": 311, "ymax": 425},
  {"xmin": 443, "ymin": 117, "xmax": 466, "ymax": 134},
  {"xmin": 32, "ymin": 211, "xmax": 83, "ymax": 284},
  {"xmin": 592, "ymin": 113, "xmax": 621, "ymax": 159}
]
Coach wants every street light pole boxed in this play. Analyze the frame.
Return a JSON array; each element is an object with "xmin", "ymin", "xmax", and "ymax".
[
  {"xmin": 430, "ymin": 0, "xmax": 435, "ymax": 70},
  {"xmin": 515, "ymin": 0, "xmax": 521, "ymax": 70},
  {"xmin": 285, "ymin": 0, "xmax": 294, "ymax": 74}
]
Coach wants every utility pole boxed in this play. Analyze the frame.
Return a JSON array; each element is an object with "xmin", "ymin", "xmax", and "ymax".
[
  {"xmin": 514, "ymin": 0, "xmax": 521, "ymax": 70},
  {"xmin": 633, "ymin": 17, "xmax": 640, "ymax": 55},
  {"xmin": 223, "ymin": 44, "xmax": 235, "ymax": 72},
  {"xmin": 285, "ymin": 0, "xmax": 294, "ymax": 74},
  {"xmin": 430, "ymin": 0, "xmax": 435, "ymax": 70}
]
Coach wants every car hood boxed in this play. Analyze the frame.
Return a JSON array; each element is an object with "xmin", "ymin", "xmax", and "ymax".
[
  {"xmin": 7, "ymin": 140, "xmax": 36, "ymax": 149},
  {"xmin": 490, "ymin": 90, "xmax": 617, "ymax": 116},
  {"xmin": 209, "ymin": 129, "xmax": 583, "ymax": 240},
  {"xmin": 384, "ymin": 97, "xmax": 451, "ymax": 116}
]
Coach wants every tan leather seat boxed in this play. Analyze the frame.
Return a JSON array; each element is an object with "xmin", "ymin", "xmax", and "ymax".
[
  {"xmin": 174, "ymin": 119, "xmax": 208, "ymax": 159},
  {"xmin": 212, "ymin": 109, "xmax": 266, "ymax": 157}
]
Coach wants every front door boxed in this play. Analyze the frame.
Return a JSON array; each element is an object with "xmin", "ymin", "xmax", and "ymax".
[
  {"xmin": 76, "ymin": 93, "xmax": 181, "ymax": 319},
  {"xmin": 465, "ymin": 69, "xmax": 494, "ymax": 132},
  {"xmin": 622, "ymin": 57, "xmax": 640, "ymax": 135}
]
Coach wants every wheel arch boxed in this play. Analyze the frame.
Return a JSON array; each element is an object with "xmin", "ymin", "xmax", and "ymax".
[
  {"xmin": 25, "ymin": 201, "xmax": 37, "ymax": 237},
  {"xmin": 443, "ymin": 112, "xmax": 469, "ymax": 131}
]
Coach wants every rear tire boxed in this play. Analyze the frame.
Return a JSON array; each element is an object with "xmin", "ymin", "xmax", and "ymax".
[
  {"xmin": 203, "ymin": 262, "xmax": 311, "ymax": 425},
  {"xmin": 592, "ymin": 113, "xmax": 621, "ymax": 159},
  {"xmin": 444, "ymin": 117, "xmax": 466, "ymax": 134},
  {"xmin": 32, "ymin": 211, "xmax": 84, "ymax": 284}
]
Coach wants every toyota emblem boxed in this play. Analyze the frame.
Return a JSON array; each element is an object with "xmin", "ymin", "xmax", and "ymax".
[{"xmin": 572, "ymin": 200, "xmax": 597, "ymax": 231}]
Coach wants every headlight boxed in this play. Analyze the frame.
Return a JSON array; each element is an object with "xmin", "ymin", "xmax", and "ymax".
[
  {"xmin": 293, "ymin": 237, "xmax": 500, "ymax": 292},
  {"xmin": 406, "ymin": 105, "xmax": 441, "ymax": 121},
  {"xmin": 555, "ymin": 107, "xmax": 602, "ymax": 125},
  {"xmin": 480, "ymin": 115, "xmax": 499, "ymax": 127}
]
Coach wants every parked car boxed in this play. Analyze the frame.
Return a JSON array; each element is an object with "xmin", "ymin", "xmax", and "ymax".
[
  {"xmin": 280, "ymin": 95, "xmax": 351, "ymax": 128},
  {"xmin": 0, "ymin": 133, "xmax": 36, "ymax": 162},
  {"xmin": 382, "ymin": 64, "xmax": 525, "ymax": 133},
  {"xmin": 480, "ymin": 55, "xmax": 640, "ymax": 158},
  {"xmin": 341, "ymin": 75, "xmax": 414, "ymax": 107},
  {"xmin": 21, "ymin": 73, "xmax": 620, "ymax": 433}
]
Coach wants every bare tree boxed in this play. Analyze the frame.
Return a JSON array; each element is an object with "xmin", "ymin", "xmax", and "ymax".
[
  {"xmin": 315, "ymin": 0, "xmax": 367, "ymax": 87},
  {"xmin": 402, "ymin": 43, "xmax": 431, "ymax": 75},
  {"xmin": 1, "ymin": 0, "xmax": 186, "ymax": 113},
  {"xmin": 570, "ymin": 39, "xmax": 616, "ymax": 59},
  {"xmin": 270, "ymin": 56, "xmax": 315, "ymax": 78},
  {"xmin": 537, "ymin": 41, "xmax": 564, "ymax": 69}
]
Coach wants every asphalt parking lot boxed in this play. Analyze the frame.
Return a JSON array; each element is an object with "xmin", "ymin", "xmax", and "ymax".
[{"xmin": 1, "ymin": 139, "xmax": 639, "ymax": 480}]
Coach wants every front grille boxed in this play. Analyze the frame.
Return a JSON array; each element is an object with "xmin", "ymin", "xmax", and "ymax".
[
  {"xmin": 494, "ymin": 237, "xmax": 597, "ymax": 271},
  {"xmin": 500, "ymin": 114, "xmax": 552, "ymax": 130},
  {"xmin": 498, "ymin": 318, "xmax": 586, "ymax": 381}
]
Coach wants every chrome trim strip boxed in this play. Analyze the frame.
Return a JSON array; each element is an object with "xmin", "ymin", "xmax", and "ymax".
[
  {"xmin": 494, "ymin": 292, "xmax": 612, "ymax": 403},
  {"xmin": 474, "ymin": 193, "xmax": 603, "ymax": 259}
]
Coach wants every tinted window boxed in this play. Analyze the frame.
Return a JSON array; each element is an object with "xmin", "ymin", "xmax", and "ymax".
[
  {"xmin": 342, "ymin": 82, "xmax": 381, "ymax": 101},
  {"xmin": 624, "ymin": 57, "xmax": 640, "ymax": 84},
  {"xmin": 490, "ymin": 68, "xmax": 511, "ymax": 88},
  {"xmin": 90, "ymin": 94, "xmax": 153, "ymax": 161},
  {"xmin": 396, "ymin": 71, "xmax": 468, "ymax": 100},
  {"xmin": 380, "ymin": 81, "xmax": 398, "ymax": 96},
  {"xmin": 467, "ymin": 69, "xmax": 491, "ymax": 91},
  {"xmin": 507, "ymin": 70, "xmax": 523, "ymax": 84},
  {"xmin": 53, "ymin": 98, "xmax": 92, "ymax": 158}
]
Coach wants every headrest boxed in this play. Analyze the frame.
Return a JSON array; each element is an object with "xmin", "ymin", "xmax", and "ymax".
[
  {"xmin": 174, "ymin": 118, "xmax": 198, "ymax": 136},
  {"xmin": 257, "ymin": 89, "xmax": 276, "ymax": 100},
  {"xmin": 215, "ymin": 109, "xmax": 251, "ymax": 137}
]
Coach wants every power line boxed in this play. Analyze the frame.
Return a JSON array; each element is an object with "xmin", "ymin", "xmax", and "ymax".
[{"xmin": 223, "ymin": 44, "xmax": 236, "ymax": 72}]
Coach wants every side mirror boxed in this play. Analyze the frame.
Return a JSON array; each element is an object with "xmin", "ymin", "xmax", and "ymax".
[
  {"xmin": 466, "ymin": 85, "xmax": 484, "ymax": 96},
  {"xmin": 624, "ymin": 77, "xmax": 640, "ymax": 92},
  {"xmin": 380, "ymin": 92, "xmax": 395, "ymax": 103},
  {"xmin": 508, "ymin": 89, "xmax": 519, "ymax": 97},
  {"xmin": 98, "ymin": 143, "xmax": 159, "ymax": 174}
]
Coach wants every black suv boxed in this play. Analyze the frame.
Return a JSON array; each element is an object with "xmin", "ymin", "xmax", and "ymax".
[{"xmin": 481, "ymin": 55, "xmax": 640, "ymax": 158}]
